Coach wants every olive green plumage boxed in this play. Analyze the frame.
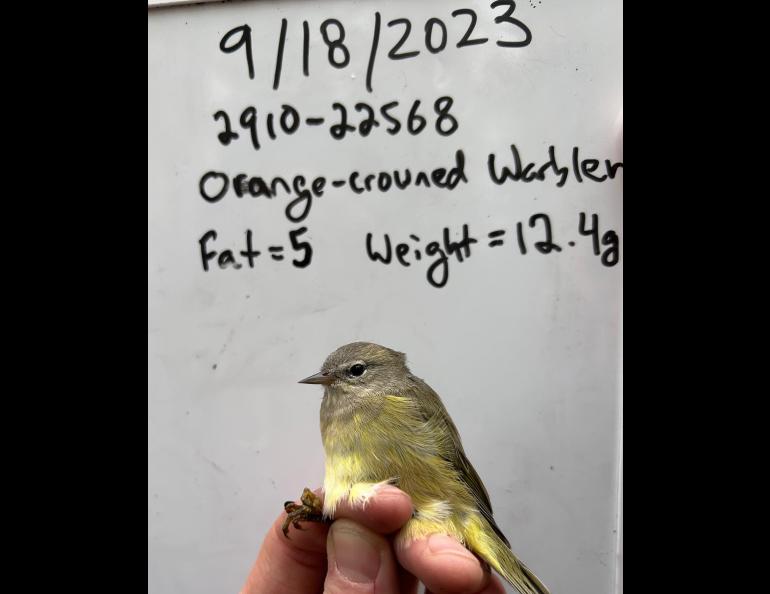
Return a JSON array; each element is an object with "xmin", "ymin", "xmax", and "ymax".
[{"xmin": 299, "ymin": 341, "xmax": 549, "ymax": 594}]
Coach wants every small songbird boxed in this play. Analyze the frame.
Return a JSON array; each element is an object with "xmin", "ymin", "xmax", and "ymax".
[{"xmin": 285, "ymin": 341, "xmax": 549, "ymax": 594}]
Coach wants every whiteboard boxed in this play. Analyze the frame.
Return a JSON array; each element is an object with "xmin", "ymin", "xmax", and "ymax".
[{"xmin": 148, "ymin": 1, "xmax": 623, "ymax": 593}]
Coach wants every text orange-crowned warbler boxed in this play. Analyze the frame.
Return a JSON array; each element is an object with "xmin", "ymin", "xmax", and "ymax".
[{"xmin": 283, "ymin": 341, "xmax": 549, "ymax": 594}]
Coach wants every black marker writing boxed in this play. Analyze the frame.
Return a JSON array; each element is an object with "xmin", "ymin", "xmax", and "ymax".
[
  {"xmin": 488, "ymin": 144, "xmax": 623, "ymax": 187},
  {"xmin": 218, "ymin": 5, "xmax": 532, "ymax": 92}
]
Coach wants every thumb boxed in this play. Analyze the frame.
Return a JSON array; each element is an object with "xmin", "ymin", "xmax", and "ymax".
[{"xmin": 324, "ymin": 519, "xmax": 401, "ymax": 594}]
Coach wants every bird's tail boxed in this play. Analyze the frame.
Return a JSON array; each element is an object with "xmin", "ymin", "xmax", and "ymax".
[{"xmin": 465, "ymin": 517, "xmax": 550, "ymax": 594}]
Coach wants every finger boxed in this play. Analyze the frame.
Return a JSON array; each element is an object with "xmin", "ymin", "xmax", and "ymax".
[
  {"xmin": 426, "ymin": 575, "xmax": 506, "ymax": 594},
  {"xmin": 332, "ymin": 485, "xmax": 413, "ymax": 534},
  {"xmin": 396, "ymin": 534, "xmax": 493, "ymax": 594},
  {"xmin": 397, "ymin": 564, "xmax": 420, "ymax": 594},
  {"xmin": 479, "ymin": 576, "xmax": 507, "ymax": 594},
  {"xmin": 323, "ymin": 519, "xmax": 402, "ymax": 594},
  {"xmin": 240, "ymin": 511, "xmax": 329, "ymax": 594}
]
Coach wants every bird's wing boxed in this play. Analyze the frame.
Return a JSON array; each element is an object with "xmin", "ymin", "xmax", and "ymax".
[{"xmin": 406, "ymin": 377, "xmax": 512, "ymax": 548}]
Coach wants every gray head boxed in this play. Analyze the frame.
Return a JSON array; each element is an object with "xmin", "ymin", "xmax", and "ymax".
[{"xmin": 298, "ymin": 342, "xmax": 410, "ymax": 391}]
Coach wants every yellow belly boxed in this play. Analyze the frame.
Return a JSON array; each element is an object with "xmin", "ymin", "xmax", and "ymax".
[
  {"xmin": 320, "ymin": 394, "xmax": 543, "ymax": 593},
  {"xmin": 322, "ymin": 395, "xmax": 480, "ymax": 545}
]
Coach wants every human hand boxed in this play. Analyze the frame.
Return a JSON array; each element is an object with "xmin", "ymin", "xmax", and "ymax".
[{"xmin": 240, "ymin": 485, "xmax": 505, "ymax": 594}]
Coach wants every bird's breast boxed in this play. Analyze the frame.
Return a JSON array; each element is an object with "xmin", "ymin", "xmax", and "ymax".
[{"xmin": 321, "ymin": 394, "xmax": 471, "ymax": 517}]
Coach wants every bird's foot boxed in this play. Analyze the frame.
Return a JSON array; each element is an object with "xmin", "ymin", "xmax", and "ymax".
[{"xmin": 282, "ymin": 487, "xmax": 329, "ymax": 538}]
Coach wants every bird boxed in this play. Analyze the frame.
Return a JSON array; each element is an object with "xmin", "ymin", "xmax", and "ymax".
[{"xmin": 283, "ymin": 341, "xmax": 549, "ymax": 594}]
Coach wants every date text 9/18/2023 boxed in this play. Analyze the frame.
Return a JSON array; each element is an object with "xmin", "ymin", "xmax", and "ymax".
[{"xmin": 219, "ymin": 2, "xmax": 532, "ymax": 93}]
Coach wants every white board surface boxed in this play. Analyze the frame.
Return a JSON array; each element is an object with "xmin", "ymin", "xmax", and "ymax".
[{"xmin": 148, "ymin": 1, "xmax": 623, "ymax": 593}]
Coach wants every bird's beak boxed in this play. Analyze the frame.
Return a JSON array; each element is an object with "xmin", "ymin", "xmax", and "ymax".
[{"xmin": 298, "ymin": 371, "xmax": 334, "ymax": 385}]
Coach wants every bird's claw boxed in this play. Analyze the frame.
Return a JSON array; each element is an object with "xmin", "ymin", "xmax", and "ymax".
[{"xmin": 281, "ymin": 487, "xmax": 329, "ymax": 538}]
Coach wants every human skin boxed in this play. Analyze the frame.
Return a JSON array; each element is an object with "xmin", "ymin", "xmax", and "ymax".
[{"xmin": 240, "ymin": 485, "xmax": 505, "ymax": 594}]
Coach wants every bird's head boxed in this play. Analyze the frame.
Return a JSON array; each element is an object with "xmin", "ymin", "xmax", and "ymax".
[{"xmin": 298, "ymin": 342, "xmax": 409, "ymax": 392}]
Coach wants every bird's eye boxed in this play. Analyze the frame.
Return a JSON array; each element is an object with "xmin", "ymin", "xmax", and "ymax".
[{"xmin": 349, "ymin": 364, "xmax": 366, "ymax": 377}]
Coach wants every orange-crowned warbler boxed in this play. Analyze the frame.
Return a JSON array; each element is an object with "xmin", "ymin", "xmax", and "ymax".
[{"xmin": 284, "ymin": 341, "xmax": 549, "ymax": 594}]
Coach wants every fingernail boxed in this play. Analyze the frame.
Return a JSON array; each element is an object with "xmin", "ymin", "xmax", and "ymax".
[
  {"xmin": 427, "ymin": 534, "xmax": 478, "ymax": 561},
  {"xmin": 331, "ymin": 524, "xmax": 381, "ymax": 583}
]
